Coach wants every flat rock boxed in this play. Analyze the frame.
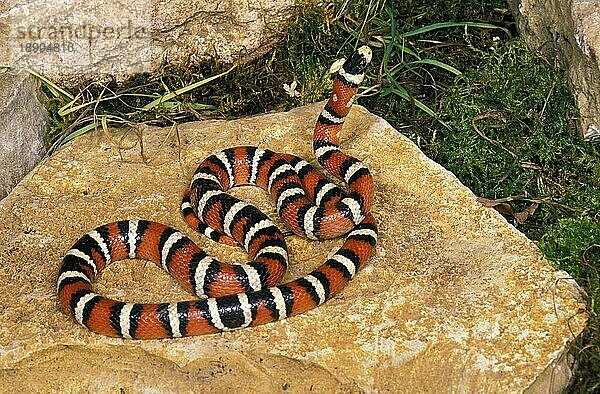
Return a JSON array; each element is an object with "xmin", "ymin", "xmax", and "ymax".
[
  {"xmin": 0, "ymin": 102, "xmax": 587, "ymax": 392},
  {"xmin": 512, "ymin": 0, "xmax": 600, "ymax": 142},
  {"xmin": 0, "ymin": 0, "xmax": 293, "ymax": 86},
  {"xmin": 0, "ymin": 69, "xmax": 47, "ymax": 199}
]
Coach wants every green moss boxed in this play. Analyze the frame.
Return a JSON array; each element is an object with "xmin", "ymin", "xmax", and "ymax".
[
  {"xmin": 417, "ymin": 41, "xmax": 598, "ymax": 238},
  {"xmin": 539, "ymin": 217, "xmax": 600, "ymax": 276}
]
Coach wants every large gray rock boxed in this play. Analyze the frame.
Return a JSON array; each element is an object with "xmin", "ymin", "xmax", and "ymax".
[
  {"xmin": 0, "ymin": 0, "xmax": 294, "ymax": 86},
  {"xmin": 0, "ymin": 69, "xmax": 47, "ymax": 199},
  {"xmin": 512, "ymin": 0, "xmax": 600, "ymax": 142},
  {"xmin": 0, "ymin": 101, "xmax": 587, "ymax": 392}
]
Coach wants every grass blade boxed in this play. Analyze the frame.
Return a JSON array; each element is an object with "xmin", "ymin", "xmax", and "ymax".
[
  {"xmin": 389, "ymin": 85, "xmax": 450, "ymax": 129},
  {"xmin": 401, "ymin": 21, "xmax": 509, "ymax": 38},
  {"xmin": 26, "ymin": 68, "xmax": 74, "ymax": 101},
  {"xmin": 410, "ymin": 59, "xmax": 462, "ymax": 75},
  {"xmin": 142, "ymin": 64, "xmax": 237, "ymax": 111},
  {"xmin": 60, "ymin": 122, "xmax": 99, "ymax": 146}
]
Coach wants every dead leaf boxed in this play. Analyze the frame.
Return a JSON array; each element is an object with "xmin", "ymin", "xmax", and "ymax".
[
  {"xmin": 514, "ymin": 203, "xmax": 539, "ymax": 224},
  {"xmin": 477, "ymin": 197, "xmax": 514, "ymax": 216}
]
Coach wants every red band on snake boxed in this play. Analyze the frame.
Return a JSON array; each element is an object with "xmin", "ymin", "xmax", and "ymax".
[{"xmin": 57, "ymin": 46, "xmax": 377, "ymax": 339}]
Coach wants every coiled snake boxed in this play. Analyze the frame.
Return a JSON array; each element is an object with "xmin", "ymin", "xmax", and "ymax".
[{"xmin": 57, "ymin": 46, "xmax": 377, "ymax": 339}]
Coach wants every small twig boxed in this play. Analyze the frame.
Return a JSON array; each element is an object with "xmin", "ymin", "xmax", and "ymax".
[
  {"xmin": 472, "ymin": 113, "xmax": 519, "ymax": 187},
  {"xmin": 538, "ymin": 80, "xmax": 556, "ymax": 122},
  {"xmin": 471, "ymin": 112, "xmax": 518, "ymax": 160},
  {"xmin": 583, "ymin": 244, "xmax": 600, "ymax": 265},
  {"xmin": 520, "ymin": 161, "xmax": 543, "ymax": 170},
  {"xmin": 333, "ymin": 0, "xmax": 351, "ymax": 22},
  {"xmin": 477, "ymin": 195, "xmax": 579, "ymax": 212},
  {"xmin": 357, "ymin": 83, "xmax": 381, "ymax": 98},
  {"xmin": 143, "ymin": 123, "xmax": 178, "ymax": 164},
  {"xmin": 477, "ymin": 195, "xmax": 525, "ymax": 204}
]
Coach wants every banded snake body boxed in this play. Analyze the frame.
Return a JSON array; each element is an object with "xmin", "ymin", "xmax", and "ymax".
[{"xmin": 57, "ymin": 46, "xmax": 377, "ymax": 339}]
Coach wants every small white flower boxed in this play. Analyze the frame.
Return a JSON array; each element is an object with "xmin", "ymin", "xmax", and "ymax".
[
  {"xmin": 283, "ymin": 80, "xmax": 301, "ymax": 98},
  {"xmin": 490, "ymin": 36, "xmax": 501, "ymax": 51}
]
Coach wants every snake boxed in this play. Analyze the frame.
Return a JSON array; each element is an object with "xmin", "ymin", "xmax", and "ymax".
[{"xmin": 57, "ymin": 46, "xmax": 377, "ymax": 339}]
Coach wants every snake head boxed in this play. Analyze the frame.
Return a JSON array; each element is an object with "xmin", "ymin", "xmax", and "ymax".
[{"xmin": 342, "ymin": 46, "xmax": 372, "ymax": 77}]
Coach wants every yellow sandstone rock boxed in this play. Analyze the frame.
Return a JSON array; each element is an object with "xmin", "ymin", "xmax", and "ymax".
[{"xmin": 0, "ymin": 102, "xmax": 587, "ymax": 392}]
